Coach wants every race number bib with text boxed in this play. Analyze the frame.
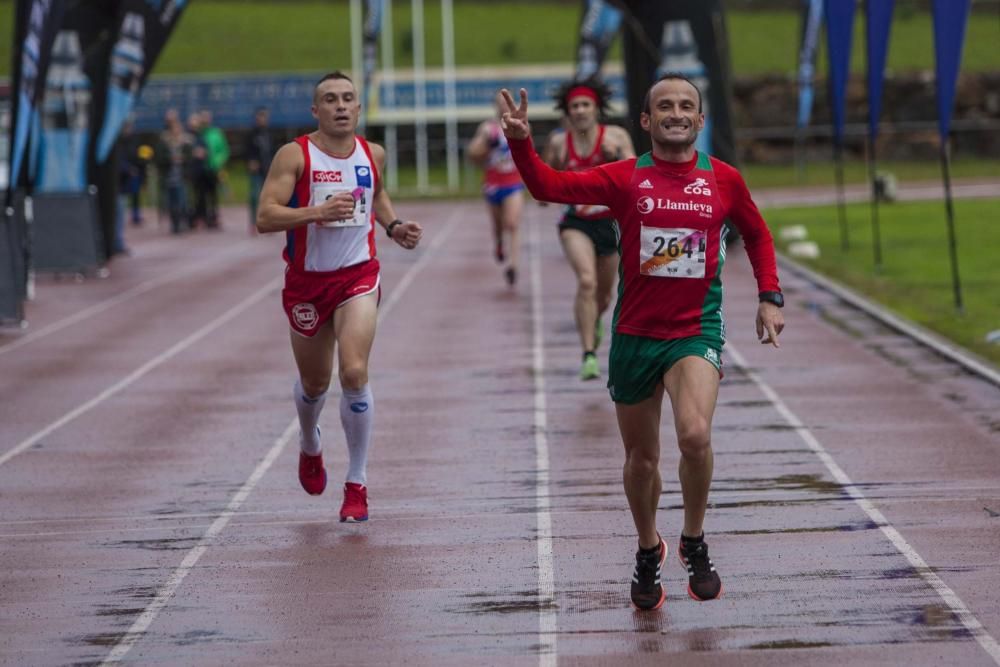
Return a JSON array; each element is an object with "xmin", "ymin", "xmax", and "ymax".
[
  {"xmin": 312, "ymin": 184, "xmax": 366, "ymax": 228},
  {"xmin": 639, "ymin": 226, "xmax": 707, "ymax": 278}
]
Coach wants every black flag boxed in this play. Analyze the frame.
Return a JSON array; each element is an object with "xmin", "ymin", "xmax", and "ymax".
[
  {"xmin": 51, "ymin": 0, "xmax": 188, "ymax": 256},
  {"xmin": 93, "ymin": 0, "xmax": 190, "ymax": 163},
  {"xmin": 620, "ymin": 0, "xmax": 736, "ymax": 164}
]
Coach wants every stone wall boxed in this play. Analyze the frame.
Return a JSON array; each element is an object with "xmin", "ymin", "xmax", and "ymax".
[{"xmin": 731, "ymin": 72, "xmax": 1000, "ymax": 162}]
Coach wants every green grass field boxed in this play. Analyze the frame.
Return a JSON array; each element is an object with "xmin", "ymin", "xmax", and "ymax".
[
  {"xmin": 0, "ymin": 2, "xmax": 997, "ymax": 77},
  {"xmin": 762, "ymin": 198, "xmax": 1000, "ymax": 366},
  {"xmin": 741, "ymin": 158, "xmax": 1000, "ymax": 190}
]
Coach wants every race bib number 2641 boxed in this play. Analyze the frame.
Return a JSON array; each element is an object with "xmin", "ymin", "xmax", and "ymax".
[{"xmin": 639, "ymin": 226, "xmax": 707, "ymax": 278}]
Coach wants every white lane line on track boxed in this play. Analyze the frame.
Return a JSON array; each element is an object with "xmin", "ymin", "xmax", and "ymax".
[
  {"xmin": 0, "ymin": 277, "xmax": 282, "ymax": 468},
  {"xmin": 726, "ymin": 343, "xmax": 1000, "ymax": 665},
  {"xmin": 99, "ymin": 210, "xmax": 463, "ymax": 665},
  {"xmin": 98, "ymin": 418, "xmax": 298, "ymax": 666},
  {"xmin": 529, "ymin": 218, "xmax": 558, "ymax": 666},
  {"xmin": 0, "ymin": 239, "xmax": 259, "ymax": 357}
]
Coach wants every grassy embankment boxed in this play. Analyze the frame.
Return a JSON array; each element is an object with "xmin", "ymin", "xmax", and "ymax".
[
  {"xmin": 0, "ymin": 2, "xmax": 997, "ymax": 75},
  {"xmin": 762, "ymin": 197, "xmax": 1000, "ymax": 366}
]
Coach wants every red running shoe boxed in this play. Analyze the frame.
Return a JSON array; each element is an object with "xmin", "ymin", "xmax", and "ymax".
[
  {"xmin": 298, "ymin": 451, "xmax": 327, "ymax": 495},
  {"xmin": 340, "ymin": 482, "xmax": 369, "ymax": 522}
]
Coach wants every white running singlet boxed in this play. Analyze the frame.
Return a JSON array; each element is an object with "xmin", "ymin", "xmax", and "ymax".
[{"xmin": 283, "ymin": 134, "xmax": 380, "ymax": 273}]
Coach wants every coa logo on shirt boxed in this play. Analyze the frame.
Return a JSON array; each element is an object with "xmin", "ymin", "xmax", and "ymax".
[
  {"xmin": 683, "ymin": 178, "xmax": 712, "ymax": 197},
  {"xmin": 637, "ymin": 196, "xmax": 655, "ymax": 214},
  {"xmin": 292, "ymin": 303, "xmax": 319, "ymax": 330}
]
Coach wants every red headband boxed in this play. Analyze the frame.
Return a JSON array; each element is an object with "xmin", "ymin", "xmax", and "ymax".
[{"xmin": 566, "ymin": 86, "xmax": 599, "ymax": 104}]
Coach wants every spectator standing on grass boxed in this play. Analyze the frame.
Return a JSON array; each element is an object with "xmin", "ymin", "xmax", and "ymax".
[
  {"xmin": 199, "ymin": 110, "xmax": 230, "ymax": 229},
  {"xmin": 156, "ymin": 109, "xmax": 194, "ymax": 235},
  {"xmin": 119, "ymin": 118, "xmax": 148, "ymax": 226},
  {"xmin": 246, "ymin": 107, "xmax": 274, "ymax": 233}
]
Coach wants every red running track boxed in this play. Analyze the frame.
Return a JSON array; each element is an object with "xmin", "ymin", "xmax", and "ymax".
[{"xmin": 1, "ymin": 201, "xmax": 999, "ymax": 666}]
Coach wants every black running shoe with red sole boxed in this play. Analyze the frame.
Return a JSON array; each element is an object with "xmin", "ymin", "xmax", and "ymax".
[
  {"xmin": 678, "ymin": 536, "xmax": 723, "ymax": 601},
  {"xmin": 630, "ymin": 537, "xmax": 667, "ymax": 610}
]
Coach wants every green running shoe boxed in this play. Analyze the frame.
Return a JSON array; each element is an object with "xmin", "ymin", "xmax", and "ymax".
[
  {"xmin": 580, "ymin": 353, "xmax": 600, "ymax": 381},
  {"xmin": 594, "ymin": 318, "xmax": 604, "ymax": 350}
]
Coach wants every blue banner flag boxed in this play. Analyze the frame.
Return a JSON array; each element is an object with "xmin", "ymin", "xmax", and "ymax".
[
  {"xmin": 796, "ymin": 0, "xmax": 823, "ymax": 130},
  {"xmin": 576, "ymin": 0, "xmax": 623, "ymax": 80},
  {"xmin": 865, "ymin": 0, "xmax": 894, "ymax": 139},
  {"xmin": 931, "ymin": 0, "xmax": 971, "ymax": 140},
  {"xmin": 6, "ymin": 0, "xmax": 68, "ymax": 200},
  {"xmin": 824, "ymin": 0, "xmax": 856, "ymax": 145},
  {"xmin": 35, "ymin": 28, "xmax": 93, "ymax": 193}
]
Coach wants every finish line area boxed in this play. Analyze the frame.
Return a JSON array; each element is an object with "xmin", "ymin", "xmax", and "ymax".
[{"xmin": 1, "ymin": 199, "xmax": 998, "ymax": 666}]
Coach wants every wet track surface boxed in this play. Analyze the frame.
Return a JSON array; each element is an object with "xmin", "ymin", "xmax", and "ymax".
[{"xmin": 1, "ymin": 200, "xmax": 998, "ymax": 666}]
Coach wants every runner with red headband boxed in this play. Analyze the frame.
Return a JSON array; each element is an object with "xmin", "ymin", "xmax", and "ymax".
[{"xmin": 542, "ymin": 77, "xmax": 635, "ymax": 380}]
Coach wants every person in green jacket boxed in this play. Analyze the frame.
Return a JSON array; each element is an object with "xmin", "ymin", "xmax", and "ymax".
[{"xmin": 195, "ymin": 109, "xmax": 230, "ymax": 228}]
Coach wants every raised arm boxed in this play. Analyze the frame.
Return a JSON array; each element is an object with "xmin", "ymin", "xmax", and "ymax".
[
  {"xmin": 255, "ymin": 142, "xmax": 355, "ymax": 233},
  {"xmin": 499, "ymin": 88, "xmax": 620, "ymax": 207}
]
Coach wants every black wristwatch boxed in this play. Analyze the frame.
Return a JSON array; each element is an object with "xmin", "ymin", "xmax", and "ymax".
[
  {"xmin": 386, "ymin": 219, "xmax": 403, "ymax": 238},
  {"xmin": 759, "ymin": 291, "xmax": 784, "ymax": 308}
]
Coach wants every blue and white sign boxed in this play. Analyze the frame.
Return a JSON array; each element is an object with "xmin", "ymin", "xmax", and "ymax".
[{"xmin": 129, "ymin": 68, "xmax": 627, "ymax": 132}]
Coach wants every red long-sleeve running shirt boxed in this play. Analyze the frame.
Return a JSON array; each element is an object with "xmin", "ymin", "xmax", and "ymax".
[{"xmin": 509, "ymin": 137, "xmax": 780, "ymax": 341}]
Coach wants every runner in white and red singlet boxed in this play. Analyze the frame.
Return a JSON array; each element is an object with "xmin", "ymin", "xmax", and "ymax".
[
  {"xmin": 500, "ymin": 75, "xmax": 784, "ymax": 610},
  {"xmin": 542, "ymin": 77, "xmax": 635, "ymax": 380},
  {"xmin": 467, "ymin": 93, "xmax": 525, "ymax": 286},
  {"xmin": 256, "ymin": 71, "xmax": 422, "ymax": 523}
]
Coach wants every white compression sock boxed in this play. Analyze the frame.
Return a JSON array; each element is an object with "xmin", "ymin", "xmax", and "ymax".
[
  {"xmin": 293, "ymin": 379, "xmax": 327, "ymax": 455},
  {"xmin": 340, "ymin": 384, "xmax": 374, "ymax": 485}
]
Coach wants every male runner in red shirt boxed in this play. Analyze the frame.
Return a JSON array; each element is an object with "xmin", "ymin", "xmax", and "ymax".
[
  {"xmin": 501, "ymin": 74, "xmax": 785, "ymax": 609},
  {"xmin": 257, "ymin": 71, "xmax": 422, "ymax": 523},
  {"xmin": 542, "ymin": 77, "xmax": 635, "ymax": 380}
]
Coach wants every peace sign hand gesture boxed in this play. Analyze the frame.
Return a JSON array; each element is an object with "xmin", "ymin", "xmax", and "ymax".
[{"xmin": 499, "ymin": 88, "xmax": 530, "ymax": 141}]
